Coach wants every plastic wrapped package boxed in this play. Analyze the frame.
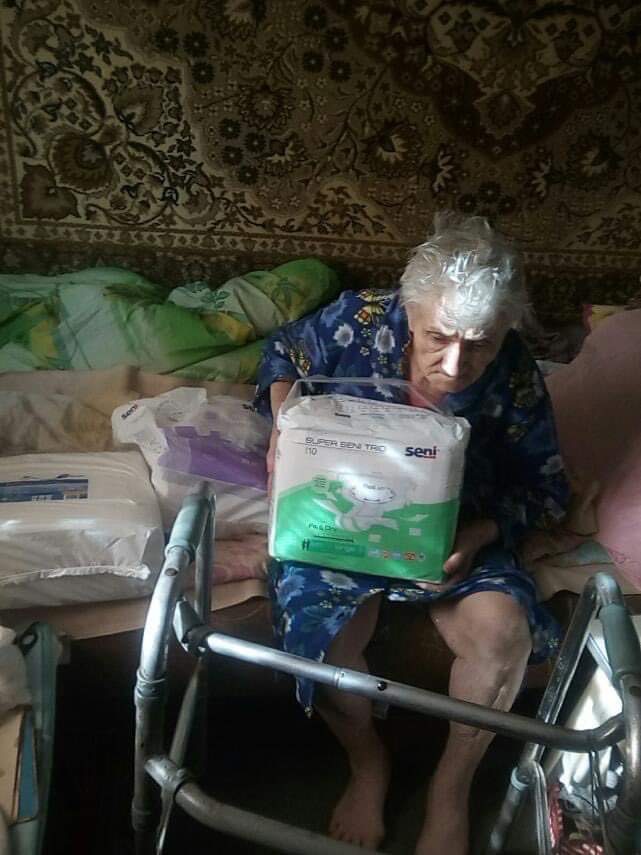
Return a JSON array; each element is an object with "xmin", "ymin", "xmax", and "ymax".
[
  {"xmin": 0, "ymin": 452, "xmax": 164, "ymax": 608},
  {"xmin": 269, "ymin": 379, "xmax": 470, "ymax": 582},
  {"xmin": 112, "ymin": 387, "xmax": 270, "ymax": 536}
]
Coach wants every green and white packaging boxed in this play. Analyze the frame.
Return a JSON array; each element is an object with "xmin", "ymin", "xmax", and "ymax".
[{"xmin": 269, "ymin": 379, "xmax": 471, "ymax": 582}]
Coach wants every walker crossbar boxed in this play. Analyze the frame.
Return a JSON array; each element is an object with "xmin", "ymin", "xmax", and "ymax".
[
  {"xmin": 146, "ymin": 755, "xmax": 386, "ymax": 855},
  {"xmin": 173, "ymin": 598, "xmax": 624, "ymax": 754},
  {"xmin": 133, "ymin": 490, "xmax": 641, "ymax": 855}
]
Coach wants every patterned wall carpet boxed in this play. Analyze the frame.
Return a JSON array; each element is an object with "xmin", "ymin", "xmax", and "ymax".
[{"xmin": 1, "ymin": 0, "xmax": 641, "ymax": 322}]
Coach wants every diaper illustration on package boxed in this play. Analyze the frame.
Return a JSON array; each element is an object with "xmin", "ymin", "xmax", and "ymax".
[
  {"xmin": 312, "ymin": 474, "xmax": 408, "ymax": 533},
  {"xmin": 269, "ymin": 380, "xmax": 471, "ymax": 582}
]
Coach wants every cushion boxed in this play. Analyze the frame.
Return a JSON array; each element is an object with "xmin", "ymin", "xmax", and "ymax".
[
  {"xmin": 582, "ymin": 303, "xmax": 628, "ymax": 332},
  {"xmin": 0, "ymin": 391, "xmax": 115, "ymax": 456},
  {"xmin": 545, "ymin": 310, "xmax": 641, "ymax": 590}
]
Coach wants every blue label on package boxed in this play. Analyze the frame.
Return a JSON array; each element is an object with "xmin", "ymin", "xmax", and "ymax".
[{"xmin": 0, "ymin": 477, "xmax": 89, "ymax": 502}]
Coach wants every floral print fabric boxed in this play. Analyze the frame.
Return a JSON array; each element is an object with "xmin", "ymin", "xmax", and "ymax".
[
  {"xmin": 255, "ymin": 289, "xmax": 570, "ymax": 711},
  {"xmin": 3, "ymin": 0, "xmax": 641, "ymax": 326},
  {"xmin": 0, "ymin": 259, "xmax": 340, "ymax": 379},
  {"xmin": 268, "ymin": 549, "xmax": 562, "ymax": 712}
]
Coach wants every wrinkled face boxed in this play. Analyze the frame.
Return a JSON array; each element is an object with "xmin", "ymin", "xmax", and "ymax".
[{"xmin": 406, "ymin": 296, "xmax": 509, "ymax": 395}]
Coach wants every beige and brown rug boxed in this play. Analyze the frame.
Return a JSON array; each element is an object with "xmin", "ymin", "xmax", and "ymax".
[{"xmin": 2, "ymin": 0, "xmax": 641, "ymax": 321}]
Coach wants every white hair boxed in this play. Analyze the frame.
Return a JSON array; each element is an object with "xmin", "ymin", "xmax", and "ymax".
[{"xmin": 400, "ymin": 212, "xmax": 528, "ymax": 330}]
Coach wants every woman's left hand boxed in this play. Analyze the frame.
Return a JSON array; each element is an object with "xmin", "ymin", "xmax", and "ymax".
[{"xmin": 415, "ymin": 518, "xmax": 499, "ymax": 590}]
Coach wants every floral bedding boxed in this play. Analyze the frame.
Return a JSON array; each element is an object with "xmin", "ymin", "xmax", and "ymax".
[{"xmin": 0, "ymin": 258, "xmax": 340, "ymax": 381}]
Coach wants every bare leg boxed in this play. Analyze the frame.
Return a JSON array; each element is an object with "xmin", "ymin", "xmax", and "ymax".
[
  {"xmin": 314, "ymin": 593, "xmax": 390, "ymax": 849},
  {"xmin": 415, "ymin": 592, "xmax": 532, "ymax": 855}
]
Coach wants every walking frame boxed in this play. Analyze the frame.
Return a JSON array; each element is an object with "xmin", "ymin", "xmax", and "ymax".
[{"xmin": 132, "ymin": 490, "xmax": 641, "ymax": 854}]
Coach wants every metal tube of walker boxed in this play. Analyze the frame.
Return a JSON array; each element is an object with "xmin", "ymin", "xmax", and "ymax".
[
  {"xmin": 136, "ymin": 490, "xmax": 639, "ymax": 855},
  {"xmin": 132, "ymin": 490, "xmax": 213, "ymax": 853},
  {"xmin": 485, "ymin": 576, "xmax": 598, "ymax": 854},
  {"xmin": 146, "ymin": 755, "xmax": 385, "ymax": 855},
  {"xmin": 522, "ymin": 761, "xmax": 553, "ymax": 855},
  {"xmin": 582, "ymin": 574, "xmax": 641, "ymax": 855},
  {"xmin": 193, "ymin": 491, "xmax": 215, "ymax": 620},
  {"xmin": 195, "ymin": 626, "xmax": 623, "ymax": 754},
  {"xmin": 487, "ymin": 573, "xmax": 641, "ymax": 854},
  {"xmin": 156, "ymin": 491, "xmax": 215, "ymax": 855}
]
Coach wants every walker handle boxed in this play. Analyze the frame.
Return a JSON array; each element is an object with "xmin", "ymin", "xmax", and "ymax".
[
  {"xmin": 600, "ymin": 602, "xmax": 641, "ymax": 690},
  {"xmin": 165, "ymin": 487, "xmax": 212, "ymax": 563}
]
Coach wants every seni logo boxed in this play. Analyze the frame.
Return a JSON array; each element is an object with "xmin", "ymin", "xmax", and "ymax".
[
  {"xmin": 121, "ymin": 403, "xmax": 138, "ymax": 420},
  {"xmin": 405, "ymin": 445, "xmax": 438, "ymax": 459}
]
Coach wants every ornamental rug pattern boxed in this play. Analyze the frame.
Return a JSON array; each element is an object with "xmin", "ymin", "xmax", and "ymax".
[{"xmin": 1, "ymin": 0, "xmax": 641, "ymax": 322}]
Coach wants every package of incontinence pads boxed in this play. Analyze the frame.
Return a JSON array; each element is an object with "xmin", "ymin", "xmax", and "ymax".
[
  {"xmin": 113, "ymin": 387, "xmax": 270, "ymax": 536},
  {"xmin": 269, "ymin": 379, "xmax": 471, "ymax": 582},
  {"xmin": 0, "ymin": 451, "xmax": 164, "ymax": 608}
]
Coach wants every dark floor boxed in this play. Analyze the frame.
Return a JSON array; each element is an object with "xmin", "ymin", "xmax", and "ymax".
[{"xmin": 42, "ymin": 626, "xmax": 559, "ymax": 855}]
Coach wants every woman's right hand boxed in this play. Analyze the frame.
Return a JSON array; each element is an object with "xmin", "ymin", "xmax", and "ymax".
[
  {"xmin": 266, "ymin": 428, "xmax": 279, "ymax": 496},
  {"xmin": 267, "ymin": 380, "xmax": 294, "ymax": 496}
]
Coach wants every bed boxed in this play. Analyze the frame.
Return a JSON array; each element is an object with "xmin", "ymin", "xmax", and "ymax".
[
  {"xmin": 0, "ymin": 273, "xmax": 639, "ymax": 692},
  {"xmin": 1, "ymin": 273, "xmax": 641, "ymax": 855}
]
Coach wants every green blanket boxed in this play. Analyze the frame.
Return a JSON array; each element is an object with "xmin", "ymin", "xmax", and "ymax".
[{"xmin": 0, "ymin": 260, "xmax": 340, "ymax": 382}]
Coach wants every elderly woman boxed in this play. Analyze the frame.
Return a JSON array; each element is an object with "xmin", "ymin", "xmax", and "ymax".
[{"xmin": 254, "ymin": 214, "xmax": 569, "ymax": 855}]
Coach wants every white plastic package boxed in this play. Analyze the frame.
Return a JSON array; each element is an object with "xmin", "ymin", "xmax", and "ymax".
[
  {"xmin": 112, "ymin": 387, "xmax": 270, "ymax": 536},
  {"xmin": 270, "ymin": 379, "xmax": 470, "ymax": 582},
  {"xmin": 0, "ymin": 451, "xmax": 164, "ymax": 608}
]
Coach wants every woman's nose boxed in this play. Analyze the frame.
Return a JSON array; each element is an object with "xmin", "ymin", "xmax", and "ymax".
[{"xmin": 440, "ymin": 342, "xmax": 462, "ymax": 377}]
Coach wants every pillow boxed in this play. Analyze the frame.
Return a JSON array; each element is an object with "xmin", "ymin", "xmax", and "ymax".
[
  {"xmin": 0, "ymin": 369, "xmax": 256, "ymax": 457},
  {"xmin": 582, "ymin": 303, "xmax": 628, "ymax": 332},
  {"xmin": 0, "ymin": 365, "xmax": 135, "ymax": 410},
  {"xmin": 0, "ymin": 391, "xmax": 115, "ymax": 455},
  {"xmin": 546, "ymin": 309, "xmax": 641, "ymax": 590}
]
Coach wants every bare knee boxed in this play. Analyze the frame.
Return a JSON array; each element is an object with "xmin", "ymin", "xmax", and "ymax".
[
  {"xmin": 434, "ymin": 595, "xmax": 532, "ymax": 673},
  {"xmin": 473, "ymin": 611, "xmax": 531, "ymax": 669},
  {"xmin": 448, "ymin": 624, "xmax": 530, "ymax": 738}
]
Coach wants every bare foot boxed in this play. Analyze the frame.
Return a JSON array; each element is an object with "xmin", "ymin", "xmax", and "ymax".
[
  {"xmin": 414, "ymin": 781, "xmax": 470, "ymax": 855},
  {"xmin": 329, "ymin": 747, "xmax": 390, "ymax": 849}
]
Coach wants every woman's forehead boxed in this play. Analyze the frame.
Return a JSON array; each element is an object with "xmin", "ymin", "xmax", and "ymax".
[{"xmin": 409, "ymin": 298, "xmax": 503, "ymax": 340}]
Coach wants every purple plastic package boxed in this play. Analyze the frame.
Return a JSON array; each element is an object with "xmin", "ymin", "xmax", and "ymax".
[{"xmin": 157, "ymin": 427, "xmax": 267, "ymax": 491}]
